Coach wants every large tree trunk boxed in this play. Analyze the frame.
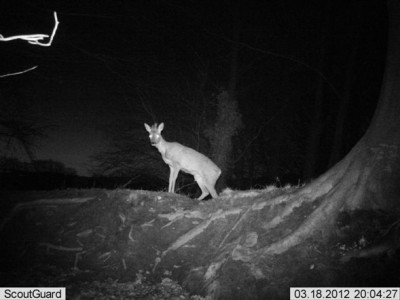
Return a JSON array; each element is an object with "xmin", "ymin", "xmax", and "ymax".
[{"xmin": 263, "ymin": 0, "xmax": 400, "ymax": 255}]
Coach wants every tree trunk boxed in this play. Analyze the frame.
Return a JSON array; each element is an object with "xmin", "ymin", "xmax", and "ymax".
[
  {"xmin": 208, "ymin": 2, "xmax": 243, "ymax": 192},
  {"xmin": 261, "ymin": 0, "xmax": 400, "ymax": 256},
  {"xmin": 302, "ymin": 3, "xmax": 332, "ymax": 180}
]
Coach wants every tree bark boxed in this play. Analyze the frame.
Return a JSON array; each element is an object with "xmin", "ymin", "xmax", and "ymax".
[
  {"xmin": 208, "ymin": 2, "xmax": 243, "ymax": 192},
  {"xmin": 302, "ymin": 3, "xmax": 332, "ymax": 180},
  {"xmin": 262, "ymin": 0, "xmax": 400, "ymax": 256}
]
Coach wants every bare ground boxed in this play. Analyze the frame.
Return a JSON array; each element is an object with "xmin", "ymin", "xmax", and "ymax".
[{"xmin": 0, "ymin": 188, "xmax": 399, "ymax": 299}]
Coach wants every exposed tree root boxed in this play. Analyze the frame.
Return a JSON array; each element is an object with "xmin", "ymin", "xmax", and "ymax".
[
  {"xmin": 257, "ymin": 147, "xmax": 376, "ymax": 256},
  {"xmin": 153, "ymin": 208, "xmax": 243, "ymax": 271},
  {"xmin": 192, "ymin": 144, "xmax": 386, "ymax": 299},
  {"xmin": 0, "ymin": 144, "xmax": 394, "ymax": 300},
  {"xmin": 39, "ymin": 242, "xmax": 83, "ymax": 253},
  {"xmin": 38, "ymin": 242, "xmax": 85, "ymax": 271}
]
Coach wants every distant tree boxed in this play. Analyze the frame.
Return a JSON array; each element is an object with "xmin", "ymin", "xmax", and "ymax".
[
  {"xmin": 92, "ymin": 64, "xmax": 231, "ymax": 194},
  {"xmin": 0, "ymin": 11, "xmax": 58, "ymax": 162},
  {"xmin": 0, "ymin": 110, "xmax": 49, "ymax": 163},
  {"xmin": 33, "ymin": 159, "xmax": 70, "ymax": 174},
  {"xmin": 205, "ymin": 90, "xmax": 242, "ymax": 190},
  {"xmin": 91, "ymin": 122, "xmax": 168, "ymax": 182},
  {"xmin": 0, "ymin": 156, "xmax": 33, "ymax": 173},
  {"xmin": 0, "ymin": 156, "xmax": 76, "ymax": 175}
]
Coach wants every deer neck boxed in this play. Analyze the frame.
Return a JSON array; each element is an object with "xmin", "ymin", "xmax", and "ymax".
[{"xmin": 154, "ymin": 136, "xmax": 168, "ymax": 155}]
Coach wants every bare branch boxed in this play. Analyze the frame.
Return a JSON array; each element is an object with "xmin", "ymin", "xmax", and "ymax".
[
  {"xmin": 0, "ymin": 11, "xmax": 59, "ymax": 78},
  {"xmin": 0, "ymin": 11, "xmax": 59, "ymax": 47},
  {"xmin": 0, "ymin": 66, "xmax": 38, "ymax": 78},
  {"xmin": 29, "ymin": 11, "xmax": 60, "ymax": 47},
  {"xmin": 0, "ymin": 34, "xmax": 49, "ymax": 42}
]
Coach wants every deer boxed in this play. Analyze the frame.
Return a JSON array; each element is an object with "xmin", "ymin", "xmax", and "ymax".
[{"xmin": 144, "ymin": 122, "xmax": 221, "ymax": 200}]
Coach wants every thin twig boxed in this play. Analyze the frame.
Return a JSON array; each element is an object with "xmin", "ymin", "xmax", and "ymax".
[{"xmin": 0, "ymin": 66, "xmax": 38, "ymax": 78}]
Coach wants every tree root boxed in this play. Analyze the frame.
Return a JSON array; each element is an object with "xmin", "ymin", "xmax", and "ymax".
[
  {"xmin": 153, "ymin": 208, "xmax": 242, "ymax": 271},
  {"xmin": 39, "ymin": 242, "xmax": 83, "ymax": 253},
  {"xmin": 257, "ymin": 150, "xmax": 374, "ymax": 256}
]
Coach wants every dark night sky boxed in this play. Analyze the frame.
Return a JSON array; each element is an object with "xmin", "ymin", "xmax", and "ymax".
[{"xmin": 0, "ymin": 1, "xmax": 387, "ymax": 177}]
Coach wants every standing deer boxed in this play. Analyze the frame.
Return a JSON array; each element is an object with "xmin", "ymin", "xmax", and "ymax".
[{"xmin": 144, "ymin": 122, "xmax": 221, "ymax": 200}]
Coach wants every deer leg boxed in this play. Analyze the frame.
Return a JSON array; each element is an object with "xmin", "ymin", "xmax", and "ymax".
[
  {"xmin": 169, "ymin": 167, "xmax": 179, "ymax": 193},
  {"xmin": 197, "ymin": 184, "xmax": 209, "ymax": 200},
  {"xmin": 195, "ymin": 176, "xmax": 210, "ymax": 200},
  {"xmin": 206, "ymin": 183, "xmax": 218, "ymax": 198},
  {"xmin": 206, "ymin": 170, "xmax": 220, "ymax": 198},
  {"xmin": 168, "ymin": 167, "xmax": 173, "ymax": 192}
]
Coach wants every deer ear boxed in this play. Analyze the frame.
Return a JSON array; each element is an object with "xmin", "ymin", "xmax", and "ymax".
[
  {"xmin": 158, "ymin": 123, "xmax": 164, "ymax": 131},
  {"xmin": 144, "ymin": 123, "xmax": 151, "ymax": 132}
]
